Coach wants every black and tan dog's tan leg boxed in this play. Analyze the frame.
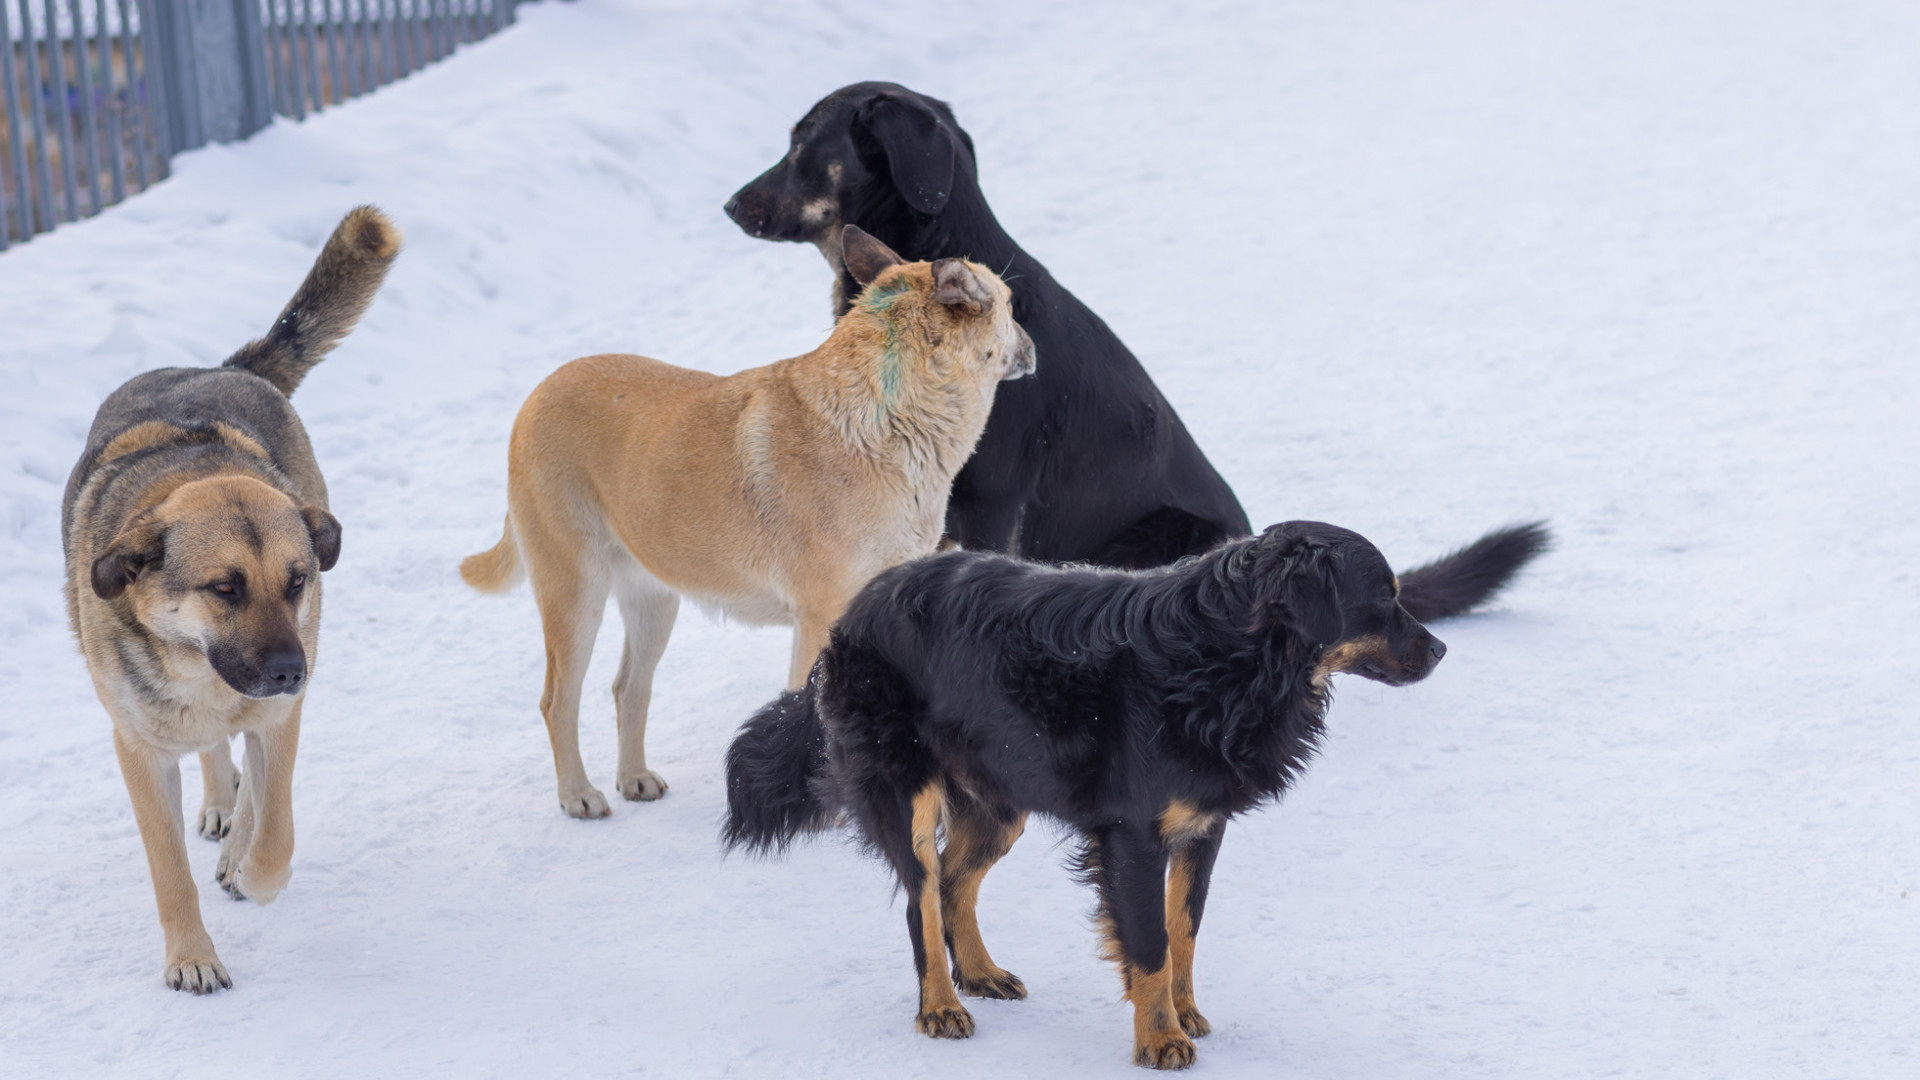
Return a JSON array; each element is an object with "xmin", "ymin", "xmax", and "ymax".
[
  {"xmin": 195, "ymin": 744, "xmax": 239, "ymax": 840},
  {"xmin": 939, "ymin": 803, "xmax": 1028, "ymax": 999},
  {"xmin": 112, "ymin": 727, "xmax": 229, "ymax": 993},
  {"xmin": 1095, "ymin": 826, "xmax": 1195, "ymax": 1069},
  {"xmin": 218, "ymin": 709, "xmax": 301, "ymax": 903},
  {"xmin": 1165, "ymin": 825, "xmax": 1224, "ymax": 1038},
  {"xmin": 904, "ymin": 783, "xmax": 974, "ymax": 1037}
]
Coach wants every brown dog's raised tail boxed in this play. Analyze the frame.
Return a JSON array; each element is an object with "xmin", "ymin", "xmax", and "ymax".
[
  {"xmin": 460, "ymin": 515, "xmax": 524, "ymax": 593},
  {"xmin": 1395, "ymin": 521, "xmax": 1552, "ymax": 623},
  {"xmin": 223, "ymin": 205, "xmax": 403, "ymax": 396}
]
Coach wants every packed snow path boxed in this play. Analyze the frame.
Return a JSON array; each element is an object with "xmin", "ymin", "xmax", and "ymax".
[{"xmin": 2, "ymin": 1, "xmax": 1915, "ymax": 1075}]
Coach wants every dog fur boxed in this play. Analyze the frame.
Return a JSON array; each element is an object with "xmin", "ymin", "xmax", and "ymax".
[
  {"xmin": 62, "ymin": 206, "xmax": 399, "ymax": 992},
  {"xmin": 724, "ymin": 520, "xmax": 1529, "ymax": 1067},
  {"xmin": 461, "ymin": 226, "xmax": 1034, "ymax": 820},
  {"xmin": 725, "ymin": 82, "xmax": 1250, "ymax": 570}
]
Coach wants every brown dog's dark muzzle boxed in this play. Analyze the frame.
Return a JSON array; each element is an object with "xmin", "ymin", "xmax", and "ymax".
[{"xmin": 210, "ymin": 635, "xmax": 308, "ymax": 699}]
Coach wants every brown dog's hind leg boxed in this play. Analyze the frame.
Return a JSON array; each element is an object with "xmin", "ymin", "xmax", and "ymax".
[
  {"xmin": 611, "ymin": 569, "xmax": 677, "ymax": 802},
  {"xmin": 113, "ymin": 727, "xmax": 229, "ymax": 993},
  {"xmin": 940, "ymin": 802, "xmax": 1028, "ymax": 1000},
  {"xmin": 195, "ymin": 743, "xmax": 239, "ymax": 840}
]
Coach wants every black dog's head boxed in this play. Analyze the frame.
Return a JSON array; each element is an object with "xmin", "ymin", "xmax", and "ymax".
[
  {"xmin": 724, "ymin": 82, "xmax": 977, "ymax": 310},
  {"xmin": 1247, "ymin": 521, "xmax": 1446, "ymax": 687}
]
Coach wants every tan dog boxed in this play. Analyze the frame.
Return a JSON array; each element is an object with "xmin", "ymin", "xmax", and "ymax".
[
  {"xmin": 62, "ymin": 208, "xmax": 400, "ymax": 992},
  {"xmin": 461, "ymin": 226, "xmax": 1033, "ymax": 818}
]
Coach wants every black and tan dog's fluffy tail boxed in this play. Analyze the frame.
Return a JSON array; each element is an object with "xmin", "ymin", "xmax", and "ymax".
[
  {"xmin": 224, "ymin": 205, "xmax": 402, "ymax": 396},
  {"xmin": 722, "ymin": 682, "xmax": 836, "ymax": 856},
  {"xmin": 1396, "ymin": 521, "xmax": 1552, "ymax": 623}
]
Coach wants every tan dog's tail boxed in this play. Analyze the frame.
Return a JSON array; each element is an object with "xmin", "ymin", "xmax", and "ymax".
[
  {"xmin": 224, "ymin": 205, "xmax": 403, "ymax": 396},
  {"xmin": 460, "ymin": 515, "xmax": 525, "ymax": 593}
]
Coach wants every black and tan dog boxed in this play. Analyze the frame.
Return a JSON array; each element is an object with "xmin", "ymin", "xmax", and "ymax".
[
  {"xmin": 62, "ymin": 207, "xmax": 399, "ymax": 992},
  {"xmin": 725, "ymin": 519, "xmax": 1546, "ymax": 1068}
]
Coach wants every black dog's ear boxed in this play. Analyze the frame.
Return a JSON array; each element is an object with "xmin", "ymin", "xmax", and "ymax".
[
  {"xmin": 858, "ymin": 94, "xmax": 957, "ymax": 215},
  {"xmin": 930, "ymin": 258, "xmax": 990, "ymax": 315},
  {"xmin": 1281, "ymin": 569, "xmax": 1345, "ymax": 647},
  {"xmin": 842, "ymin": 225, "xmax": 905, "ymax": 286},
  {"xmin": 90, "ymin": 514, "xmax": 165, "ymax": 600},
  {"xmin": 301, "ymin": 505, "xmax": 343, "ymax": 572}
]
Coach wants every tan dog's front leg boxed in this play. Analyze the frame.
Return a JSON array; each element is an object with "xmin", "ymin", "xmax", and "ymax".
[
  {"xmin": 112, "ymin": 727, "xmax": 229, "ymax": 993},
  {"xmin": 217, "ymin": 706, "xmax": 299, "ymax": 904},
  {"xmin": 196, "ymin": 743, "xmax": 239, "ymax": 840}
]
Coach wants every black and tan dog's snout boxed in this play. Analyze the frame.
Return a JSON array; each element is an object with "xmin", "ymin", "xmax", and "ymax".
[{"xmin": 724, "ymin": 173, "xmax": 797, "ymax": 241}]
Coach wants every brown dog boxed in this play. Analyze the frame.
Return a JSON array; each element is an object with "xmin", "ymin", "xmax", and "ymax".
[
  {"xmin": 62, "ymin": 207, "xmax": 400, "ymax": 992},
  {"xmin": 461, "ymin": 226, "xmax": 1033, "ymax": 819}
]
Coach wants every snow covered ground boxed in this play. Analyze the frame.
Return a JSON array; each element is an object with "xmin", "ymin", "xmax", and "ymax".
[{"xmin": 3, "ymin": 0, "xmax": 1916, "ymax": 1075}]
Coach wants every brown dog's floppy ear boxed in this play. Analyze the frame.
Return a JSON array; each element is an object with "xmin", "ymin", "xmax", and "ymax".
[
  {"xmin": 841, "ymin": 225, "xmax": 904, "ymax": 286},
  {"xmin": 90, "ymin": 514, "xmax": 165, "ymax": 600},
  {"xmin": 930, "ymin": 259, "xmax": 989, "ymax": 315},
  {"xmin": 858, "ymin": 94, "xmax": 957, "ymax": 215},
  {"xmin": 301, "ymin": 505, "xmax": 343, "ymax": 572}
]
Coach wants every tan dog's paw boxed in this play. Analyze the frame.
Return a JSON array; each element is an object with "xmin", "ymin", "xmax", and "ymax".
[
  {"xmin": 561, "ymin": 787, "xmax": 611, "ymax": 819},
  {"xmin": 915, "ymin": 1004, "xmax": 976, "ymax": 1039},
  {"xmin": 196, "ymin": 804, "xmax": 232, "ymax": 841},
  {"xmin": 1134, "ymin": 1028, "xmax": 1197, "ymax": 1070},
  {"xmin": 1176, "ymin": 1004, "xmax": 1211, "ymax": 1038},
  {"xmin": 221, "ymin": 861, "xmax": 290, "ymax": 905},
  {"xmin": 618, "ymin": 770, "xmax": 669, "ymax": 802},
  {"xmin": 164, "ymin": 954, "xmax": 231, "ymax": 994},
  {"xmin": 955, "ymin": 966, "xmax": 1027, "ymax": 1000}
]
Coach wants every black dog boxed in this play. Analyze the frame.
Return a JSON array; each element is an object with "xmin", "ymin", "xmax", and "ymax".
[
  {"xmin": 725, "ymin": 82, "xmax": 1248, "ymax": 571},
  {"xmin": 724, "ymin": 520, "xmax": 1533, "ymax": 1069},
  {"xmin": 724, "ymin": 83, "xmax": 1539, "ymax": 620}
]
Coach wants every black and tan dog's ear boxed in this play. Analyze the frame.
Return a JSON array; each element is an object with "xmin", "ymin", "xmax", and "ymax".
[
  {"xmin": 930, "ymin": 259, "xmax": 989, "ymax": 315},
  {"xmin": 842, "ymin": 225, "xmax": 905, "ymax": 286},
  {"xmin": 858, "ymin": 94, "xmax": 957, "ymax": 215},
  {"xmin": 301, "ymin": 505, "xmax": 343, "ymax": 572},
  {"xmin": 1281, "ymin": 569, "xmax": 1345, "ymax": 646},
  {"xmin": 90, "ymin": 514, "xmax": 165, "ymax": 600}
]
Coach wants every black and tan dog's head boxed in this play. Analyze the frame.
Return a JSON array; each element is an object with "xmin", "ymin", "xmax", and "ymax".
[
  {"xmin": 725, "ymin": 83, "xmax": 976, "ymax": 302},
  {"xmin": 91, "ymin": 475, "xmax": 340, "ymax": 698},
  {"xmin": 1247, "ymin": 521, "xmax": 1446, "ymax": 687},
  {"xmin": 839, "ymin": 225, "xmax": 1035, "ymax": 387}
]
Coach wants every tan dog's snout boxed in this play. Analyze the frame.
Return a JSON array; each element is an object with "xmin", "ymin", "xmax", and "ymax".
[{"xmin": 1006, "ymin": 323, "xmax": 1037, "ymax": 380}]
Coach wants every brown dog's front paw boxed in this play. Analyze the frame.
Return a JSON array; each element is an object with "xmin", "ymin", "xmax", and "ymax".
[
  {"xmin": 164, "ymin": 955, "xmax": 231, "ymax": 995},
  {"xmin": 618, "ymin": 770, "xmax": 669, "ymax": 802},
  {"xmin": 955, "ymin": 966, "xmax": 1027, "ymax": 1000},
  {"xmin": 1134, "ymin": 1028, "xmax": 1197, "ymax": 1070},
  {"xmin": 196, "ymin": 805, "xmax": 232, "ymax": 841},
  {"xmin": 561, "ymin": 787, "xmax": 611, "ymax": 819},
  {"xmin": 1176, "ymin": 1004, "xmax": 1211, "ymax": 1038},
  {"xmin": 915, "ymin": 1004, "xmax": 976, "ymax": 1039}
]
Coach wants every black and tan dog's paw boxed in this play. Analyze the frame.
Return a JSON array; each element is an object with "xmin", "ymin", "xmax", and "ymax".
[
  {"xmin": 1175, "ymin": 1004, "xmax": 1211, "ymax": 1038},
  {"xmin": 1134, "ymin": 1028, "xmax": 1197, "ymax": 1070},
  {"xmin": 915, "ymin": 1004, "xmax": 976, "ymax": 1039},
  {"xmin": 955, "ymin": 966, "xmax": 1027, "ymax": 1000}
]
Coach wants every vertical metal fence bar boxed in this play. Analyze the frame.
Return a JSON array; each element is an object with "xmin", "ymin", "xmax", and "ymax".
[
  {"xmin": 283, "ymin": 0, "xmax": 307, "ymax": 120},
  {"xmin": 321, "ymin": 0, "xmax": 342, "ymax": 103},
  {"xmin": 133, "ymin": 0, "xmax": 173, "ymax": 172},
  {"xmin": 93, "ymin": 0, "xmax": 123, "ymax": 204},
  {"xmin": 300, "ymin": 0, "xmax": 321, "ymax": 110},
  {"xmin": 18, "ymin": 0, "xmax": 56, "ymax": 230},
  {"xmin": 43, "ymin": 0, "xmax": 80, "ymax": 222},
  {"xmin": 354, "ymin": 0, "xmax": 373, "ymax": 95},
  {"xmin": 433, "ymin": 0, "xmax": 448, "ymax": 56},
  {"xmin": 407, "ymin": 0, "xmax": 425, "ymax": 74},
  {"xmin": 67, "ymin": 0, "xmax": 103, "ymax": 215},
  {"xmin": 113, "ymin": 0, "xmax": 146, "ymax": 190},
  {"xmin": 0, "ymin": 1, "xmax": 29, "ymax": 243},
  {"xmin": 344, "ymin": 0, "xmax": 363, "ymax": 97},
  {"xmin": 262, "ymin": 0, "xmax": 284, "ymax": 118}
]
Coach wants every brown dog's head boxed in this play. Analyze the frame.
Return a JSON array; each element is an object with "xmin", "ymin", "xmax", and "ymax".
[
  {"xmin": 91, "ymin": 475, "xmax": 340, "ymax": 698},
  {"xmin": 839, "ymin": 224, "xmax": 1035, "ymax": 390},
  {"xmin": 724, "ymin": 83, "xmax": 978, "ymax": 311},
  {"xmin": 1247, "ymin": 521, "xmax": 1446, "ymax": 687}
]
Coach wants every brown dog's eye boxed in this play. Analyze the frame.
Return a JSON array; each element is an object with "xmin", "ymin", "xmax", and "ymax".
[
  {"xmin": 211, "ymin": 582, "xmax": 237, "ymax": 597},
  {"xmin": 289, "ymin": 575, "xmax": 306, "ymax": 593}
]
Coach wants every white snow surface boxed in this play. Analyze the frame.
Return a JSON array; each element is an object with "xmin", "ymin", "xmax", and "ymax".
[{"xmin": 3, "ymin": 1, "xmax": 1917, "ymax": 1076}]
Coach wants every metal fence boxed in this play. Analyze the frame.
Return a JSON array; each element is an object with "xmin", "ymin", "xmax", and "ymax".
[{"xmin": 2, "ymin": 0, "xmax": 518, "ymax": 251}]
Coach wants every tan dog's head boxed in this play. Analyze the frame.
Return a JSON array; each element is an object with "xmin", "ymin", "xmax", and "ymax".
[
  {"xmin": 91, "ymin": 475, "xmax": 341, "ymax": 698},
  {"xmin": 840, "ymin": 224, "xmax": 1035, "ymax": 391}
]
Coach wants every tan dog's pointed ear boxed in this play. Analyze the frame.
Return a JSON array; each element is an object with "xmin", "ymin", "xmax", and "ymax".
[
  {"xmin": 91, "ymin": 513, "xmax": 165, "ymax": 600},
  {"xmin": 842, "ymin": 225, "xmax": 904, "ymax": 286},
  {"xmin": 301, "ymin": 505, "xmax": 343, "ymax": 572},
  {"xmin": 930, "ymin": 258, "xmax": 989, "ymax": 315}
]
